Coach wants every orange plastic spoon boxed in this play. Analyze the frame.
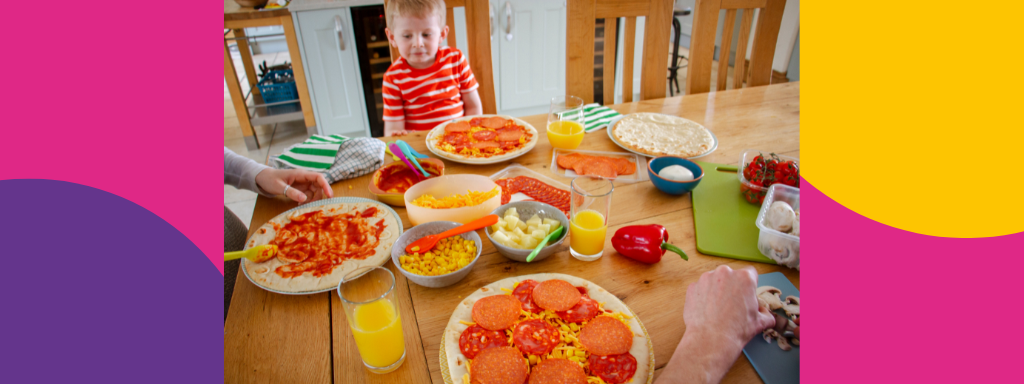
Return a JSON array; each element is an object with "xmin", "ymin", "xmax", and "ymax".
[{"xmin": 404, "ymin": 214, "xmax": 499, "ymax": 254}]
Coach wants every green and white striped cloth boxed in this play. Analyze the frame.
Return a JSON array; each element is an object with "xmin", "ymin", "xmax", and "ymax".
[
  {"xmin": 582, "ymin": 103, "xmax": 622, "ymax": 132},
  {"xmin": 274, "ymin": 135, "xmax": 350, "ymax": 171}
]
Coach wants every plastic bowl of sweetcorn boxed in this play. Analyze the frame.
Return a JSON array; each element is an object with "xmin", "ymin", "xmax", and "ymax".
[{"xmin": 391, "ymin": 221, "xmax": 483, "ymax": 288}]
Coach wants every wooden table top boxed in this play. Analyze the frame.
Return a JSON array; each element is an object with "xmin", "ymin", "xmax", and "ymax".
[{"xmin": 225, "ymin": 82, "xmax": 801, "ymax": 384}]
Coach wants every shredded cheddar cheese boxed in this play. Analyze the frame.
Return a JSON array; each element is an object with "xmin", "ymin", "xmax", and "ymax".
[{"xmin": 410, "ymin": 186, "xmax": 500, "ymax": 209}]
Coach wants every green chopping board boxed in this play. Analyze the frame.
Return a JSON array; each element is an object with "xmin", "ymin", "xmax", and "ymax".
[{"xmin": 691, "ymin": 162, "xmax": 775, "ymax": 264}]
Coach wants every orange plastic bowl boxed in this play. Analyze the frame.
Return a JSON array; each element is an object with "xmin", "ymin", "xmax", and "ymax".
[{"xmin": 368, "ymin": 158, "xmax": 445, "ymax": 206}]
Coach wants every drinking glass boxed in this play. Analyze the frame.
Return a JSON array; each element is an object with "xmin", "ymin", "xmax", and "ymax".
[
  {"xmin": 547, "ymin": 95, "xmax": 586, "ymax": 149},
  {"xmin": 337, "ymin": 267, "xmax": 406, "ymax": 374},
  {"xmin": 569, "ymin": 177, "xmax": 614, "ymax": 260}
]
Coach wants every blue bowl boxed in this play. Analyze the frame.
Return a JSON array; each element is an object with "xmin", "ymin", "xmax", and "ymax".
[{"xmin": 648, "ymin": 157, "xmax": 704, "ymax": 195}]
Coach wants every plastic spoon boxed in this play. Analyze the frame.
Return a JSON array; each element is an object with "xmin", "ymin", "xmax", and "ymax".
[
  {"xmin": 396, "ymin": 140, "xmax": 428, "ymax": 159},
  {"xmin": 404, "ymin": 215, "xmax": 499, "ymax": 254},
  {"xmin": 397, "ymin": 143, "xmax": 431, "ymax": 177},
  {"xmin": 384, "ymin": 146, "xmax": 400, "ymax": 161},
  {"xmin": 225, "ymin": 244, "xmax": 278, "ymax": 262},
  {"xmin": 389, "ymin": 143, "xmax": 427, "ymax": 179},
  {"xmin": 526, "ymin": 226, "xmax": 565, "ymax": 262}
]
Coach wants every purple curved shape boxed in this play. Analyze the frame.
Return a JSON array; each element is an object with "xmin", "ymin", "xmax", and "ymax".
[{"xmin": 2, "ymin": 180, "xmax": 221, "ymax": 382}]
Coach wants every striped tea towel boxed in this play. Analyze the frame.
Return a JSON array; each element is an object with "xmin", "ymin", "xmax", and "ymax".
[
  {"xmin": 274, "ymin": 135, "xmax": 350, "ymax": 171},
  {"xmin": 272, "ymin": 137, "xmax": 386, "ymax": 184},
  {"xmin": 582, "ymin": 104, "xmax": 622, "ymax": 132}
]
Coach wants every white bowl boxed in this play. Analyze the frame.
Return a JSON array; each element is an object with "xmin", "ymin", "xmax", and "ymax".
[{"xmin": 403, "ymin": 175, "xmax": 501, "ymax": 226}]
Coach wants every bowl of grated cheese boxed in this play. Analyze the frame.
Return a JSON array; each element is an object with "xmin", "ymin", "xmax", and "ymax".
[{"xmin": 404, "ymin": 175, "xmax": 502, "ymax": 226}]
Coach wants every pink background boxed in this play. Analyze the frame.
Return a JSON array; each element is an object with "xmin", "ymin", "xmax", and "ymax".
[{"xmin": 1, "ymin": 0, "xmax": 1020, "ymax": 382}]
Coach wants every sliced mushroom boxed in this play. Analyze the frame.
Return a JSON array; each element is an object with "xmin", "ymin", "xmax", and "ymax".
[
  {"xmin": 757, "ymin": 286, "xmax": 784, "ymax": 311},
  {"xmin": 776, "ymin": 335, "xmax": 792, "ymax": 351},
  {"xmin": 773, "ymin": 312, "xmax": 789, "ymax": 333},
  {"xmin": 790, "ymin": 337, "xmax": 799, "ymax": 346},
  {"xmin": 782, "ymin": 295, "xmax": 800, "ymax": 318}
]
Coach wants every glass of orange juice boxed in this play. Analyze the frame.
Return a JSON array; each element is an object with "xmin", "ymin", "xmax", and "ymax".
[
  {"xmin": 569, "ymin": 177, "xmax": 614, "ymax": 261},
  {"xmin": 547, "ymin": 95, "xmax": 586, "ymax": 149},
  {"xmin": 337, "ymin": 267, "xmax": 406, "ymax": 374}
]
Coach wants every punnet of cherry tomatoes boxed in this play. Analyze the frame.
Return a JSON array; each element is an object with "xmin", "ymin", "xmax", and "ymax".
[{"xmin": 739, "ymin": 151, "xmax": 799, "ymax": 204}]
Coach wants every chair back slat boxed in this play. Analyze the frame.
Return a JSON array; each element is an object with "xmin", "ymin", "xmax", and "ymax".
[
  {"xmin": 716, "ymin": 9, "xmax": 737, "ymax": 91},
  {"xmin": 621, "ymin": 17, "xmax": 636, "ymax": 103},
  {"xmin": 602, "ymin": 19, "xmax": 619, "ymax": 103},
  {"xmin": 732, "ymin": 8, "xmax": 754, "ymax": 88}
]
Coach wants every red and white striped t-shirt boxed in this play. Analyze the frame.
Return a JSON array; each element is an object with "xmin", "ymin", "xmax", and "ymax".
[{"xmin": 382, "ymin": 46, "xmax": 479, "ymax": 131}]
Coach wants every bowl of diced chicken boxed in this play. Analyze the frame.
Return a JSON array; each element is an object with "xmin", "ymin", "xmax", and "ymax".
[{"xmin": 485, "ymin": 201, "xmax": 569, "ymax": 262}]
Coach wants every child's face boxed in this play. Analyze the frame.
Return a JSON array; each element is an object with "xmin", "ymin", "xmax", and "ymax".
[{"xmin": 386, "ymin": 13, "xmax": 448, "ymax": 69}]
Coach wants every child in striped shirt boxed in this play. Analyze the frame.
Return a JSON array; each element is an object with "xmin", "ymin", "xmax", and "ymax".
[{"xmin": 382, "ymin": 0, "xmax": 482, "ymax": 136}]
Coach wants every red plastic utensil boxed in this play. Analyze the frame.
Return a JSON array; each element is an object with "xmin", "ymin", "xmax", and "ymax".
[{"xmin": 404, "ymin": 214, "xmax": 499, "ymax": 254}]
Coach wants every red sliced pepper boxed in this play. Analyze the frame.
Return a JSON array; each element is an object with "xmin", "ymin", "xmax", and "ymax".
[{"xmin": 611, "ymin": 224, "xmax": 688, "ymax": 264}]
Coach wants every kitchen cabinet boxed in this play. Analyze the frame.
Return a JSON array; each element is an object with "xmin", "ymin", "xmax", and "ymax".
[
  {"xmin": 490, "ymin": 0, "xmax": 566, "ymax": 117},
  {"xmin": 293, "ymin": 7, "xmax": 371, "ymax": 137}
]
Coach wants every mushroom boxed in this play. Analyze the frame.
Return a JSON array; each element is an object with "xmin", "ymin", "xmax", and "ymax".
[
  {"xmin": 782, "ymin": 295, "xmax": 800, "ymax": 320},
  {"xmin": 756, "ymin": 286, "xmax": 784, "ymax": 311},
  {"xmin": 765, "ymin": 201, "xmax": 796, "ymax": 232},
  {"xmin": 762, "ymin": 329, "xmax": 792, "ymax": 351},
  {"xmin": 791, "ymin": 211, "xmax": 800, "ymax": 237}
]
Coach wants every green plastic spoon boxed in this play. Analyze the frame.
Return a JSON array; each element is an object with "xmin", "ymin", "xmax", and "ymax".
[{"xmin": 526, "ymin": 226, "xmax": 565, "ymax": 262}]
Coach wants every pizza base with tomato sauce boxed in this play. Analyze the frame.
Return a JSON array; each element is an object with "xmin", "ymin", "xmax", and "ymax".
[
  {"xmin": 426, "ymin": 115, "xmax": 538, "ymax": 163},
  {"xmin": 242, "ymin": 201, "xmax": 400, "ymax": 293},
  {"xmin": 442, "ymin": 273, "xmax": 652, "ymax": 384}
]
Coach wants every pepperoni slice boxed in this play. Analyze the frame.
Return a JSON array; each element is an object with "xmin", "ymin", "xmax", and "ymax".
[
  {"xmin": 472, "ymin": 295, "xmax": 522, "ymax": 331},
  {"xmin": 527, "ymin": 358, "xmax": 587, "ymax": 384},
  {"xmin": 494, "ymin": 176, "xmax": 571, "ymax": 215},
  {"xmin": 446, "ymin": 121, "xmax": 471, "ymax": 133},
  {"xmin": 556, "ymin": 153, "xmax": 585, "ymax": 170},
  {"xmin": 471, "ymin": 140, "xmax": 500, "ymax": 150},
  {"xmin": 498, "ymin": 141, "xmax": 518, "ymax": 150},
  {"xmin": 512, "ymin": 319, "xmax": 561, "ymax": 355},
  {"xmin": 579, "ymin": 316, "xmax": 633, "ymax": 356},
  {"xmin": 470, "ymin": 347, "xmax": 529, "ymax": 384},
  {"xmin": 579, "ymin": 161, "xmax": 618, "ymax": 179},
  {"xmin": 444, "ymin": 132, "xmax": 468, "ymax": 144},
  {"xmin": 459, "ymin": 324, "xmax": 508, "ymax": 359},
  {"xmin": 556, "ymin": 295, "xmax": 600, "ymax": 323},
  {"xmin": 496, "ymin": 128, "xmax": 523, "ymax": 142},
  {"xmin": 480, "ymin": 116, "xmax": 508, "ymax": 128},
  {"xmin": 576, "ymin": 286, "xmax": 588, "ymax": 295},
  {"xmin": 532, "ymin": 280, "xmax": 581, "ymax": 311},
  {"xmin": 470, "ymin": 117, "xmax": 484, "ymax": 127},
  {"xmin": 587, "ymin": 353, "xmax": 637, "ymax": 384},
  {"xmin": 512, "ymin": 280, "xmax": 542, "ymax": 314},
  {"xmin": 473, "ymin": 130, "xmax": 497, "ymax": 141}
]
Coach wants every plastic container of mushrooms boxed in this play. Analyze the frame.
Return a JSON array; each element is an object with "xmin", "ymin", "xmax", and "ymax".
[{"xmin": 755, "ymin": 184, "xmax": 800, "ymax": 269}]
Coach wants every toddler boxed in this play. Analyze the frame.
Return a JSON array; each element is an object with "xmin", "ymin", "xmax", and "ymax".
[{"xmin": 383, "ymin": 0, "xmax": 483, "ymax": 136}]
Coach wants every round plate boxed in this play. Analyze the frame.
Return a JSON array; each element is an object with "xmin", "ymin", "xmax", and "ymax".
[
  {"xmin": 240, "ymin": 197, "xmax": 403, "ymax": 295},
  {"xmin": 605, "ymin": 113, "xmax": 719, "ymax": 159},
  {"xmin": 438, "ymin": 273, "xmax": 655, "ymax": 384},
  {"xmin": 425, "ymin": 115, "xmax": 539, "ymax": 164}
]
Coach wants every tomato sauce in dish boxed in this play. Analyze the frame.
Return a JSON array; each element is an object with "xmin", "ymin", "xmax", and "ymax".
[
  {"xmin": 269, "ymin": 207, "xmax": 386, "ymax": 278},
  {"xmin": 376, "ymin": 167, "xmax": 423, "ymax": 194}
]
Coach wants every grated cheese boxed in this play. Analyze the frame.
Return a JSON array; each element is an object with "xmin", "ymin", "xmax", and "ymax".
[{"xmin": 410, "ymin": 187, "xmax": 499, "ymax": 209}]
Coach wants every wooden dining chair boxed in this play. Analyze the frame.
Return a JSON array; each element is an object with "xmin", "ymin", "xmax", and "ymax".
[
  {"xmin": 382, "ymin": 0, "xmax": 497, "ymax": 114},
  {"xmin": 685, "ymin": 0, "xmax": 787, "ymax": 95},
  {"xmin": 567, "ymin": 0, "xmax": 675, "ymax": 104}
]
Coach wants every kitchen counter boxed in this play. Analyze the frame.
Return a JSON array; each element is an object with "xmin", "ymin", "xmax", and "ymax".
[{"xmin": 289, "ymin": 0, "xmax": 384, "ymax": 12}]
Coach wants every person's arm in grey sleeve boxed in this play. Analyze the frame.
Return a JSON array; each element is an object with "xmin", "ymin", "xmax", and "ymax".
[{"xmin": 224, "ymin": 147, "xmax": 273, "ymax": 196}]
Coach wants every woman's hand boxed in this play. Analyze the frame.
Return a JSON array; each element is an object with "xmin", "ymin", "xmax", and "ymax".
[
  {"xmin": 683, "ymin": 265, "xmax": 776, "ymax": 345},
  {"xmin": 254, "ymin": 168, "xmax": 333, "ymax": 203}
]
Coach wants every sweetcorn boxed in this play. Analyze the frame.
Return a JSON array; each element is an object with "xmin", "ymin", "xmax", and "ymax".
[{"xmin": 399, "ymin": 236, "xmax": 477, "ymax": 276}]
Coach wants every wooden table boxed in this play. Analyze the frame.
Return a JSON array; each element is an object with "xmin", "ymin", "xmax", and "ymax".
[
  {"xmin": 224, "ymin": 0, "xmax": 316, "ymax": 150},
  {"xmin": 225, "ymin": 82, "xmax": 801, "ymax": 383}
]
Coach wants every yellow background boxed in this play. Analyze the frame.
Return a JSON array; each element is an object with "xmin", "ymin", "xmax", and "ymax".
[{"xmin": 803, "ymin": 1, "xmax": 1024, "ymax": 237}]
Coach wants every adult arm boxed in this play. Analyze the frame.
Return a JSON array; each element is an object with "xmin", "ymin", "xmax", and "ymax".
[
  {"xmin": 225, "ymin": 147, "xmax": 333, "ymax": 203},
  {"xmin": 224, "ymin": 146, "xmax": 271, "ymax": 196},
  {"xmin": 655, "ymin": 265, "xmax": 776, "ymax": 384}
]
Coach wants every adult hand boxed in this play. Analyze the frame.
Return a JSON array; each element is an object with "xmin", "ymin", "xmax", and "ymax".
[
  {"xmin": 255, "ymin": 168, "xmax": 333, "ymax": 204},
  {"xmin": 684, "ymin": 265, "xmax": 776, "ymax": 347}
]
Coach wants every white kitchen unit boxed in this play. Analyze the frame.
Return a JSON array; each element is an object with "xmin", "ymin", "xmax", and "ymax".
[
  {"xmin": 292, "ymin": 7, "xmax": 371, "ymax": 137},
  {"xmin": 490, "ymin": 0, "xmax": 567, "ymax": 117}
]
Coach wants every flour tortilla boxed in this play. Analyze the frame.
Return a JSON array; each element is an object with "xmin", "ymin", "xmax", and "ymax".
[
  {"xmin": 612, "ymin": 113, "xmax": 713, "ymax": 157},
  {"xmin": 426, "ymin": 115, "xmax": 539, "ymax": 164},
  {"xmin": 442, "ymin": 273, "xmax": 653, "ymax": 384},
  {"xmin": 241, "ymin": 201, "xmax": 400, "ymax": 294}
]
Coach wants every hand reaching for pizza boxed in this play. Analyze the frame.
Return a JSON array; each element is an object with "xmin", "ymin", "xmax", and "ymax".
[
  {"xmin": 656, "ymin": 265, "xmax": 776, "ymax": 384},
  {"xmin": 255, "ymin": 168, "xmax": 333, "ymax": 204}
]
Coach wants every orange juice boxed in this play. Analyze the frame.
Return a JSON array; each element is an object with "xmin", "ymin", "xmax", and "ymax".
[
  {"xmin": 350, "ymin": 298, "xmax": 405, "ymax": 368},
  {"xmin": 547, "ymin": 121, "xmax": 585, "ymax": 149},
  {"xmin": 569, "ymin": 209, "xmax": 607, "ymax": 255}
]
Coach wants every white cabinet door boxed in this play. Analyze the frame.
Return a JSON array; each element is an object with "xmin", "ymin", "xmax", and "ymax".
[
  {"xmin": 493, "ymin": 0, "xmax": 566, "ymax": 113},
  {"xmin": 295, "ymin": 9, "xmax": 370, "ymax": 137}
]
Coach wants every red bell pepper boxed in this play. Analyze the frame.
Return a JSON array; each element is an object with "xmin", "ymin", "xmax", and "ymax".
[{"xmin": 611, "ymin": 224, "xmax": 688, "ymax": 263}]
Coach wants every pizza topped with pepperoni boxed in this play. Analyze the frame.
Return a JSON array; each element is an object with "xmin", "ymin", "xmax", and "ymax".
[
  {"xmin": 426, "ymin": 115, "xmax": 539, "ymax": 164},
  {"xmin": 443, "ymin": 274, "xmax": 653, "ymax": 384}
]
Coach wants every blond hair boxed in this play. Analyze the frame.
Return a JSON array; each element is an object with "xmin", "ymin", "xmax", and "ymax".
[{"xmin": 385, "ymin": 0, "xmax": 446, "ymax": 30}]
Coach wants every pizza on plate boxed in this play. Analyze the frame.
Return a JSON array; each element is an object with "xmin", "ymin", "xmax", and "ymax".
[
  {"xmin": 612, "ymin": 113, "xmax": 714, "ymax": 157},
  {"xmin": 242, "ymin": 201, "xmax": 400, "ymax": 293},
  {"xmin": 443, "ymin": 273, "xmax": 652, "ymax": 384},
  {"xmin": 428, "ymin": 115, "xmax": 537, "ymax": 161}
]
